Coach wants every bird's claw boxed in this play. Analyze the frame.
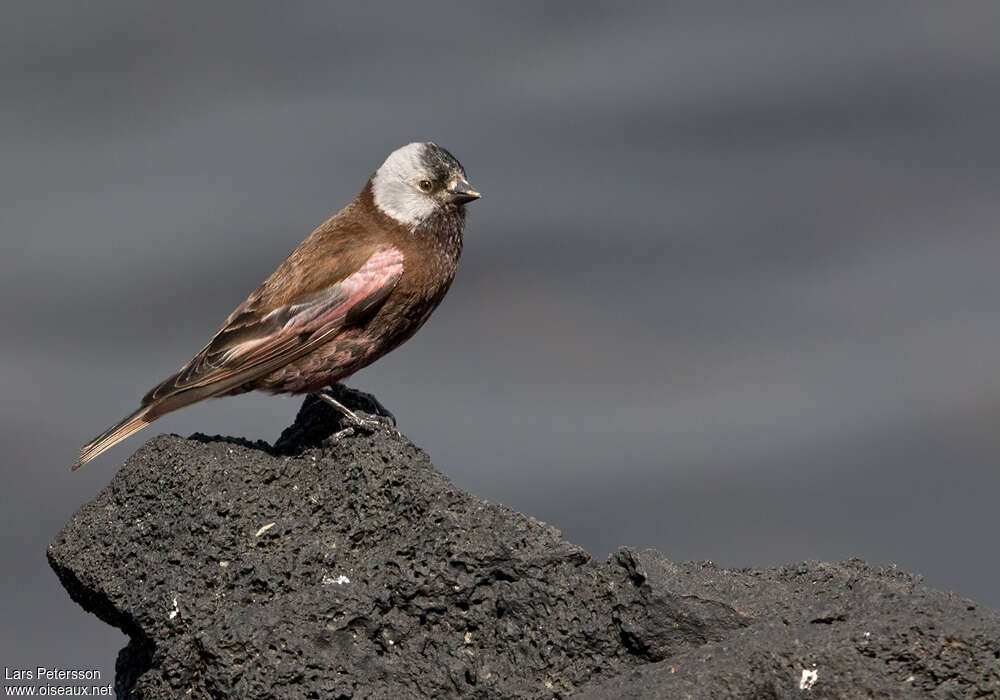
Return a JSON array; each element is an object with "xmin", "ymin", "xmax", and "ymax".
[
  {"xmin": 346, "ymin": 388, "xmax": 397, "ymax": 426},
  {"xmin": 345, "ymin": 413, "xmax": 394, "ymax": 433},
  {"xmin": 331, "ymin": 427, "xmax": 355, "ymax": 441},
  {"xmin": 315, "ymin": 389, "xmax": 396, "ymax": 437}
]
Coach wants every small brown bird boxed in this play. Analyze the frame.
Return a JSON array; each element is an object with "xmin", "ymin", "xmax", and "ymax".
[{"xmin": 73, "ymin": 142, "xmax": 479, "ymax": 470}]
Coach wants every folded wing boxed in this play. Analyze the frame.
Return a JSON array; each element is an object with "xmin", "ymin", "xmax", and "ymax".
[{"xmin": 73, "ymin": 245, "xmax": 404, "ymax": 469}]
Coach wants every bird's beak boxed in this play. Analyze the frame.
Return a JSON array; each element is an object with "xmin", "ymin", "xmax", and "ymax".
[{"xmin": 446, "ymin": 178, "xmax": 481, "ymax": 205}]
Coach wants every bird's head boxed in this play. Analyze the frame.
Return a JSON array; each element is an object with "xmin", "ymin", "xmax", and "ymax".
[{"xmin": 371, "ymin": 142, "xmax": 480, "ymax": 228}]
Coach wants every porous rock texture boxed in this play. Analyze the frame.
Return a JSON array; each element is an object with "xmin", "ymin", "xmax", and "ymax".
[{"xmin": 49, "ymin": 389, "xmax": 1000, "ymax": 698}]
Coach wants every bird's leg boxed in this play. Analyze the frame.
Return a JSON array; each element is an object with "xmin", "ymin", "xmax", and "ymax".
[
  {"xmin": 343, "ymin": 387, "xmax": 397, "ymax": 426},
  {"xmin": 314, "ymin": 387, "xmax": 394, "ymax": 433}
]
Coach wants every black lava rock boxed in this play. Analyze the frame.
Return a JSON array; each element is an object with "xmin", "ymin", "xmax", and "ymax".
[{"xmin": 49, "ymin": 392, "xmax": 1000, "ymax": 698}]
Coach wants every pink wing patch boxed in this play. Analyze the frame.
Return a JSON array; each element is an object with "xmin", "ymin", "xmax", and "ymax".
[
  {"xmin": 143, "ymin": 246, "xmax": 404, "ymax": 406},
  {"xmin": 280, "ymin": 246, "xmax": 405, "ymax": 332}
]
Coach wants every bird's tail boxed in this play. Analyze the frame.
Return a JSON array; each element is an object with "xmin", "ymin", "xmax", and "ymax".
[{"xmin": 72, "ymin": 405, "xmax": 154, "ymax": 471}]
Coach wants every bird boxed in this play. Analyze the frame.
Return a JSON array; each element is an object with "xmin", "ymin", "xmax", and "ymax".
[{"xmin": 72, "ymin": 142, "xmax": 480, "ymax": 470}]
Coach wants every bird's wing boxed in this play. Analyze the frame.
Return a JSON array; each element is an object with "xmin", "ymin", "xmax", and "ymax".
[
  {"xmin": 141, "ymin": 244, "xmax": 404, "ymax": 414},
  {"xmin": 72, "ymin": 243, "xmax": 403, "ymax": 470}
]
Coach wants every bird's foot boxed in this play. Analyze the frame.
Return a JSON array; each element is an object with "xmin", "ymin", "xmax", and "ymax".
[
  {"xmin": 314, "ymin": 387, "xmax": 395, "ymax": 437},
  {"xmin": 338, "ymin": 385, "xmax": 397, "ymax": 426}
]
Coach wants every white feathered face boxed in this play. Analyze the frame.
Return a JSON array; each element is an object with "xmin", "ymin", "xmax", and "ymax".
[{"xmin": 371, "ymin": 142, "xmax": 480, "ymax": 227}]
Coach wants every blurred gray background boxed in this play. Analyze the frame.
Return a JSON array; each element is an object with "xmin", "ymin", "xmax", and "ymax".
[{"xmin": 3, "ymin": 1, "xmax": 1000, "ymax": 685}]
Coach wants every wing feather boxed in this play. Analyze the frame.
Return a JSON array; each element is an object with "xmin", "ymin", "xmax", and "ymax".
[
  {"xmin": 73, "ymin": 238, "xmax": 406, "ymax": 470},
  {"xmin": 142, "ymin": 245, "xmax": 404, "ymax": 411}
]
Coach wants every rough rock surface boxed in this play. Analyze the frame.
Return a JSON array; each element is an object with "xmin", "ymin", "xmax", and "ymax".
[{"xmin": 49, "ymin": 390, "xmax": 1000, "ymax": 698}]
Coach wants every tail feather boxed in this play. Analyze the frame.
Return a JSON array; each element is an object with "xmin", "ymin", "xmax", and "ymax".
[
  {"xmin": 72, "ymin": 406, "xmax": 153, "ymax": 471},
  {"xmin": 71, "ymin": 371, "xmax": 233, "ymax": 470}
]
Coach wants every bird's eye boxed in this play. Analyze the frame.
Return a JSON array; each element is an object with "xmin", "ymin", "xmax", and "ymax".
[{"xmin": 418, "ymin": 179, "xmax": 433, "ymax": 192}]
